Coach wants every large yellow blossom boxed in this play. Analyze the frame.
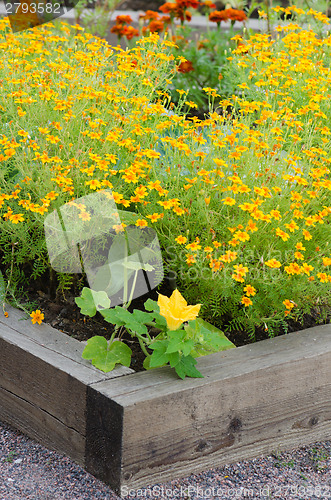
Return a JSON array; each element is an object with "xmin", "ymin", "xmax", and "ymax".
[{"xmin": 157, "ymin": 289, "xmax": 201, "ymax": 330}]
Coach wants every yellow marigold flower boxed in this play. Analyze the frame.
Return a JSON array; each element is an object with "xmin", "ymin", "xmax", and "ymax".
[
  {"xmin": 223, "ymin": 197, "xmax": 236, "ymax": 206},
  {"xmin": 4, "ymin": 311, "xmax": 8, "ymax": 318},
  {"xmin": 265, "ymin": 259, "xmax": 281, "ymax": 268},
  {"xmin": 284, "ymin": 263, "xmax": 301, "ymax": 275},
  {"xmin": 302, "ymin": 229, "xmax": 312, "ymax": 240},
  {"xmin": 85, "ymin": 179, "xmax": 101, "ymax": 190},
  {"xmin": 317, "ymin": 272, "xmax": 330, "ymax": 283},
  {"xmin": 30, "ymin": 309, "xmax": 45, "ymax": 325},
  {"xmin": 78, "ymin": 211, "xmax": 91, "ymax": 221},
  {"xmin": 157, "ymin": 289, "xmax": 201, "ymax": 331},
  {"xmin": 301, "ymin": 263, "xmax": 314, "ymax": 275},
  {"xmin": 9, "ymin": 213, "xmax": 24, "ymax": 224},
  {"xmin": 135, "ymin": 219, "xmax": 148, "ymax": 227},
  {"xmin": 275, "ymin": 228, "xmax": 290, "ymax": 241},
  {"xmin": 322, "ymin": 257, "xmax": 331, "ymax": 266},
  {"xmin": 219, "ymin": 250, "xmax": 237, "ymax": 263},
  {"xmin": 295, "ymin": 242, "xmax": 306, "ymax": 251},
  {"xmin": 175, "ymin": 235, "xmax": 187, "ymax": 245},
  {"xmin": 241, "ymin": 296, "xmax": 253, "ymax": 307},
  {"xmin": 283, "ymin": 299, "xmax": 295, "ymax": 310},
  {"xmin": 270, "ymin": 209, "xmax": 281, "ymax": 220},
  {"xmin": 294, "ymin": 251, "xmax": 304, "ymax": 260},
  {"xmin": 284, "ymin": 220, "xmax": 299, "ymax": 232},
  {"xmin": 186, "ymin": 241, "xmax": 201, "ymax": 251},
  {"xmin": 204, "ymin": 246, "xmax": 213, "ymax": 253},
  {"xmin": 234, "ymin": 230, "xmax": 250, "ymax": 242},
  {"xmin": 186, "ymin": 254, "xmax": 196, "ymax": 265},
  {"xmin": 243, "ymin": 285, "xmax": 256, "ymax": 297}
]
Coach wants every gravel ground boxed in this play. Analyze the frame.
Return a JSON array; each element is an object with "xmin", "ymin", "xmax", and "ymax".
[{"xmin": 0, "ymin": 420, "xmax": 330, "ymax": 500}]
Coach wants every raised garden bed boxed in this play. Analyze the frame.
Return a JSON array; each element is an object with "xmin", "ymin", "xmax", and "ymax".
[{"xmin": 0, "ymin": 303, "xmax": 331, "ymax": 495}]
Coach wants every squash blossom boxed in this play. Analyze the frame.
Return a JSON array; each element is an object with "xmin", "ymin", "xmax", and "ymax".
[{"xmin": 157, "ymin": 289, "xmax": 201, "ymax": 330}]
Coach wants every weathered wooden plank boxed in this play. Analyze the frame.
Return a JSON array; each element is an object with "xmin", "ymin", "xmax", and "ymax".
[
  {"xmin": 0, "ymin": 386, "xmax": 85, "ymax": 465},
  {"xmin": 0, "ymin": 304, "xmax": 133, "ymax": 375},
  {"xmin": 0, "ymin": 304, "xmax": 133, "ymax": 463},
  {"xmin": 87, "ymin": 324, "xmax": 331, "ymax": 492},
  {"xmin": 90, "ymin": 325, "xmax": 331, "ymax": 401}
]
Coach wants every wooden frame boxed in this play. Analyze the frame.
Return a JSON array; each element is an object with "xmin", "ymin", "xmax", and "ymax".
[{"xmin": 0, "ymin": 304, "xmax": 330, "ymax": 496}]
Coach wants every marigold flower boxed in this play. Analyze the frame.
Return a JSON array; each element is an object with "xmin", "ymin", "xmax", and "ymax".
[
  {"xmin": 178, "ymin": 60, "xmax": 194, "ymax": 73},
  {"xmin": 241, "ymin": 296, "xmax": 252, "ymax": 307},
  {"xmin": 243, "ymin": 285, "xmax": 256, "ymax": 296},
  {"xmin": 30, "ymin": 310, "xmax": 44, "ymax": 325},
  {"xmin": 283, "ymin": 300, "xmax": 295, "ymax": 310},
  {"xmin": 265, "ymin": 259, "xmax": 281, "ymax": 268}
]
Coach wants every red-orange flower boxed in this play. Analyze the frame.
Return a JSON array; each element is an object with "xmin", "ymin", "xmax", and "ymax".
[
  {"xmin": 148, "ymin": 20, "xmax": 165, "ymax": 32},
  {"xmin": 115, "ymin": 14, "xmax": 132, "ymax": 24},
  {"xmin": 139, "ymin": 10, "xmax": 160, "ymax": 20},
  {"xmin": 178, "ymin": 60, "xmax": 194, "ymax": 72},
  {"xmin": 227, "ymin": 8, "xmax": 247, "ymax": 22},
  {"xmin": 209, "ymin": 9, "xmax": 230, "ymax": 23},
  {"xmin": 160, "ymin": 2, "xmax": 178, "ymax": 14},
  {"xmin": 177, "ymin": 0, "xmax": 200, "ymax": 8}
]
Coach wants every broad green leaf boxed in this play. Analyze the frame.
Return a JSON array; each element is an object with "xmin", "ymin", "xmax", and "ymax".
[
  {"xmin": 166, "ymin": 332, "xmax": 195, "ymax": 357},
  {"xmin": 174, "ymin": 355, "xmax": 203, "ymax": 379},
  {"xmin": 82, "ymin": 337, "xmax": 132, "ymax": 372},
  {"xmin": 99, "ymin": 307, "xmax": 125, "ymax": 325},
  {"xmin": 149, "ymin": 340, "xmax": 169, "ymax": 367},
  {"xmin": 143, "ymin": 354, "xmax": 152, "ymax": 370},
  {"xmin": 82, "ymin": 336, "xmax": 108, "ymax": 360},
  {"xmin": 144, "ymin": 298, "xmax": 159, "ymax": 312},
  {"xmin": 152, "ymin": 311, "xmax": 168, "ymax": 330},
  {"xmin": 75, "ymin": 288, "xmax": 110, "ymax": 317},
  {"xmin": 167, "ymin": 351, "xmax": 180, "ymax": 368},
  {"xmin": 114, "ymin": 307, "xmax": 148, "ymax": 335},
  {"xmin": 132, "ymin": 309, "xmax": 154, "ymax": 325},
  {"xmin": 187, "ymin": 318, "xmax": 236, "ymax": 357}
]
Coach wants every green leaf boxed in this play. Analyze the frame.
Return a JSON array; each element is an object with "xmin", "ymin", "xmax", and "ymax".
[
  {"xmin": 186, "ymin": 318, "xmax": 236, "ymax": 357},
  {"xmin": 114, "ymin": 308, "xmax": 148, "ymax": 335},
  {"xmin": 82, "ymin": 337, "xmax": 132, "ymax": 372},
  {"xmin": 82, "ymin": 336, "xmax": 108, "ymax": 360},
  {"xmin": 166, "ymin": 330, "xmax": 195, "ymax": 356},
  {"xmin": 144, "ymin": 298, "xmax": 159, "ymax": 312},
  {"xmin": 149, "ymin": 340, "xmax": 169, "ymax": 367},
  {"xmin": 132, "ymin": 309, "xmax": 154, "ymax": 325},
  {"xmin": 75, "ymin": 287, "xmax": 110, "ymax": 317},
  {"xmin": 99, "ymin": 307, "xmax": 125, "ymax": 325},
  {"xmin": 174, "ymin": 355, "xmax": 203, "ymax": 379}
]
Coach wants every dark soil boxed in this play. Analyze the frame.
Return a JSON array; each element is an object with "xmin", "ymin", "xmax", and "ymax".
[{"xmin": 15, "ymin": 273, "xmax": 331, "ymax": 373}]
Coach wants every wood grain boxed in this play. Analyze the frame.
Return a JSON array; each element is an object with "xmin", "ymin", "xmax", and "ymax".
[
  {"xmin": 0, "ymin": 304, "xmax": 133, "ymax": 462},
  {"xmin": 88, "ymin": 324, "xmax": 331, "ymax": 492}
]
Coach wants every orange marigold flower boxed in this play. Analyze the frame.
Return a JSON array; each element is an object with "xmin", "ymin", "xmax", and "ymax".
[
  {"xmin": 116, "ymin": 14, "xmax": 132, "ymax": 23},
  {"xmin": 175, "ymin": 235, "xmax": 187, "ymax": 244},
  {"xmin": 265, "ymin": 259, "xmax": 281, "ymax": 268},
  {"xmin": 30, "ymin": 309, "xmax": 44, "ymax": 325},
  {"xmin": 148, "ymin": 20, "xmax": 165, "ymax": 32},
  {"xmin": 283, "ymin": 299, "xmax": 295, "ymax": 310},
  {"xmin": 135, "ymin": 219, "xmax": 148, "ymax": 227},
  {"xmin": 178, "ymin": 60, "xmax": 194, "ymax": 73},
  {"xmin": 243, "ymin": 285, "xmax": 256, "ymax": 296},
  {"xmin": 241, "ymin": 296, "xmax": 252, "ymax": 307}
]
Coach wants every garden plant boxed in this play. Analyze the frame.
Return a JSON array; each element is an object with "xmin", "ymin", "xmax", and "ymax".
[{"xmin": 0, "ymin": 6, "xmax": 330, "ymax": 377}]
